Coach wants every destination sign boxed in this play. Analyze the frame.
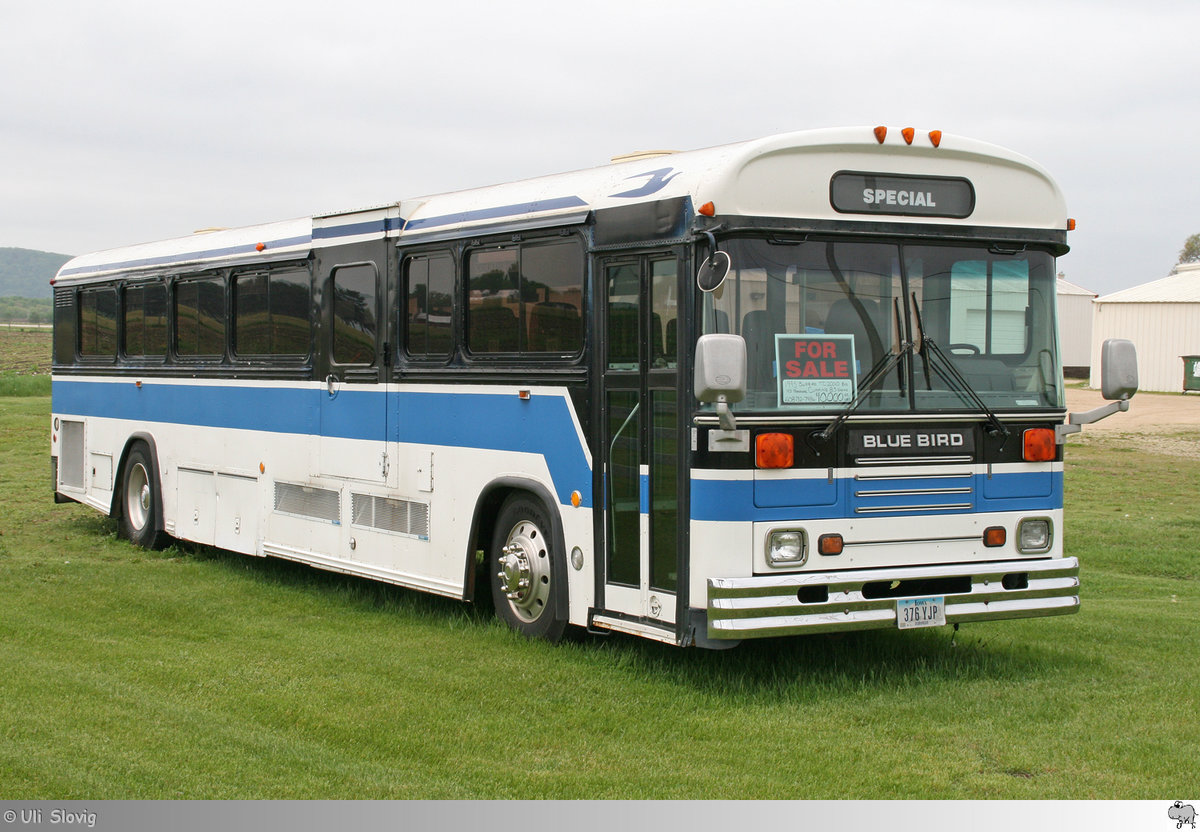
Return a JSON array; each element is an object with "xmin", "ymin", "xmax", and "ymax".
[
  {"xmin": 830, "ymin": 171, "xmax": 975, "ymax": 219},
  {"xmin": 848, "ymin": 428, "xmax": 976, "ymax": 456}
]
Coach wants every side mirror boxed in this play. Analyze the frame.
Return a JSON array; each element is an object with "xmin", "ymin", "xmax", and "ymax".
[
  {"xmin": 1100, "ymin": 338, "xmax": 1138, "ymax": 401},
  {"xmin": 1059, "ymin": 338, "xmax": 1137, "ymax": 441},
  {"xmin": 695, "ymin": 334, "xmax": 746, "ymax": 431}
]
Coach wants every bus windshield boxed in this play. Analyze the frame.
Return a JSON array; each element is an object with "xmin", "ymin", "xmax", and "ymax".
[{"xmin": 700, "ymin": 238, "xmax": 1063, "ymax": 413}]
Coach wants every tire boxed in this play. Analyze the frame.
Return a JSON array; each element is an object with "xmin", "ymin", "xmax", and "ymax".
[
  {"xmin": 119, "ymin": 443, "xmax": 167, "ymax": 549},
  {"xmin": 489, "ymin": 493, "xmax": 567, "ymax": 642}
]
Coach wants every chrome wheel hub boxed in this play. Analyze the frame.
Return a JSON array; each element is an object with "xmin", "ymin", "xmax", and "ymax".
[
  {"xmin": 126, "ymin": 463, "xmax": 151, "ymax": 531},
  {"xmin": 496, "ymin": 519, "xmax": 551, "ymax": 623}
]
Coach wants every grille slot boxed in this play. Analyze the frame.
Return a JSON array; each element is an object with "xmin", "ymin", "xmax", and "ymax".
[
  {"xmin": 351, "ymin": 493, "xmax": 430, "ymax": 539},
  {"xmin": 852, "ymin": 470, "xmax": 974, "ymax": 515},
  {"xmin": 274, "ymin": 482, "xmax": 340, "ymax": 524}
]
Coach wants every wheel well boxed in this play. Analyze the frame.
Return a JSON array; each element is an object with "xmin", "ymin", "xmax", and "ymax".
[
  {"xmin": 463, "ymin": 479, "xmax": 565, "ymax": 608},
  {"xmin": 109, "ymin": 434, "xmax": 162, "ymax": 526}
]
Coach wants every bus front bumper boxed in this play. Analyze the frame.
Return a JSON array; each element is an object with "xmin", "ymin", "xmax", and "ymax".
[{"xmin": 707, "ymin": 556, "xmax": 1079, "ymax": 639}]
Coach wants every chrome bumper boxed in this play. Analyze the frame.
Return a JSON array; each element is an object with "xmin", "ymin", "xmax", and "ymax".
[{"xmin": 707, "ymin": 557, "xmax": 1079, "ymax": 639}]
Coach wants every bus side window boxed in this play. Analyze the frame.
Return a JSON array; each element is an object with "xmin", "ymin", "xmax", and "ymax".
[
  {"xmin": 330, "ymin": 264, "xmax": 378, "ymax": 365},
  {"xmin": 175, "ymin": 276, "xmax": 226, "ymax": 359},
  {"xmin": 123, "ymin": 282, "xmax": 167, "ymax": 359},
  {"xmin": 79, "ymin": 286, "xmax": 117, "ymax": 359},
  {"xmin": 404, "ymin": 253, "xmax": 454, "ymax": 359}
]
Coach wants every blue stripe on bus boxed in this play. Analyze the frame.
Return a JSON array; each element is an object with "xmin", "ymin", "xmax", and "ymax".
[
  {"xmin": 312, "ymin": 216, "xmax": 407, "ymax": 240},
  {"xmin": 57, "ymin": 235, "xmax": 314, "ymax": 278},
  {"xmin": 691, "ymin": 471, "xmax": 1063, "ymax": 522},
  {"xmin": 52, "ymin": 380, "xmax": 593, "ymax": 508},
  {"xmin": 58, "ymin": 197, "xmax": 588, "ymax": 278},
  {"xmin": 402, "ymin": 196, "xmax": 589, "ymax": 231}
]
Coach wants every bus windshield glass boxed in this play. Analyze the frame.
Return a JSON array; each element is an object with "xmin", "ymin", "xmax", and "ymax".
[{"xmin": 700, "ymin": 238, "xmax": 1063, "ymax": 413}]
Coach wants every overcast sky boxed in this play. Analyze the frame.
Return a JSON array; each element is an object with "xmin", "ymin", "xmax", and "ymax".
[{"xmin": 2, "ymin": 0, "xmax": 1197, "ymax": 295}]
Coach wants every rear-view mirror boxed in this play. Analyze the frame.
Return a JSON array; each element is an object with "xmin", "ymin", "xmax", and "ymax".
[{"xmin": 1100, "ymin": 338, "xmax": 1138, "ymax": 401}]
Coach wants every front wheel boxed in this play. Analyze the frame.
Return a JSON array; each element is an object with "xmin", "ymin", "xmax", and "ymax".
[
  {"xmin": 489, "ymin": 494, "xmax": 567, "ymax": 641},
  {"xmin": 119, "ymin": 443, "xmax": 167, "ymax": 549}
]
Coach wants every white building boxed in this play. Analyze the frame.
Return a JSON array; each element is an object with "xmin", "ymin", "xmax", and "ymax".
[
  {"xmin": 1056, "ymin": 277, "xmax": 1096, "ymax": 374},
  {"xmin": 1090, "ymin": 262, "xmax": 1200, "ymax": 393}
]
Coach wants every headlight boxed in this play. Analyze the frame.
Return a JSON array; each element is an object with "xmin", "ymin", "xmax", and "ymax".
[
  {"xmin": 766, "ymin": 530, "xmax": 807, "ymax": 566},
  {"xmin": 1017, "ymin": 518, "xmax": 1052, "ymax": 553}
]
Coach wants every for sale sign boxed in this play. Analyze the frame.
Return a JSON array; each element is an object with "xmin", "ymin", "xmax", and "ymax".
[{"xmin": 775, "ymin": 334, "xmax": 857, "ymax": 405}]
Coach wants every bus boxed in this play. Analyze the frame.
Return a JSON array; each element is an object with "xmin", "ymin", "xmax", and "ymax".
[{"xmin": 50, "ymin": 126, "xmax": 1138, "ymax": 648}]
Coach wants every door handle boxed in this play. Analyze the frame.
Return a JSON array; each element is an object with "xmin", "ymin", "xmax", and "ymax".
[{"xmin": 326, "ymin": 374, "xmax": 338, "ymax": 397}]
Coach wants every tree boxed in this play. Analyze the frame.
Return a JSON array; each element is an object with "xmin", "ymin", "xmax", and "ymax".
[{"xmin": 1180, "ymin": 233, "xmax": 1200, "ymax": 265}]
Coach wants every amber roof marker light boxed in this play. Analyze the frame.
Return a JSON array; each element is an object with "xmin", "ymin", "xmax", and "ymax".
[
  {"xmin": 928, "ymin": 130, "xmax": 943, "ymax": 148},
  {"xmin": 902, "ymin": 127, "xmax": 915, "ymax": 145},
  {"xmin": 873, "ymin": 126, "xmax": 887, "ymax": 144}
]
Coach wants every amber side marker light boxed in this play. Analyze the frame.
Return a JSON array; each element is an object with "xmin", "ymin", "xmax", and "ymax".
[
  {"xmin": 984, "ymin": 526, "xmax": 1007, "ymax": 548},
  {"xmin": 755, "ymin": 433, "xmax": 794, "ymax": 469},
  {"xmin": 818, "ymin": 534, "xmax": 844, "ymax": 556},
  {"xmin": 1067, "ymin": 218, "xmax": 1077, "ymax": 231},
  {"xmin": 698, "ymin": 201, "xmax": 716, "ymax": 217},
  {"xmin": 1023, "ymin": 428, "xmax": 1057, "ymax": 462}
]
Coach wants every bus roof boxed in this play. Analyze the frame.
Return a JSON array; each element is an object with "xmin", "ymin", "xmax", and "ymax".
[{"xmin": 54, "ymin": 127, "xmax": 1067, "ymax": 285}]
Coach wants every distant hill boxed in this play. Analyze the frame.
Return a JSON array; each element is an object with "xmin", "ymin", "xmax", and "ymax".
[{"xmin": 0, "ymin": 248, "xmax": 73, "ymax": 299}]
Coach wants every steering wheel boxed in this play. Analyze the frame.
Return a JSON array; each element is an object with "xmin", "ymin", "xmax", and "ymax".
[{"xmin": 947, "ymin": 343, "xmax": 981, "ymax": 355}]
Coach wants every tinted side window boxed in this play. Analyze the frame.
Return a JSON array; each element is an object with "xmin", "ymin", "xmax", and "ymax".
[
  {"xmin": 331, "ymin": 264, "xmax": 377, "ymax": 365},
  {"xmin": 235, "ymin": 269, "xmax": 311, "ymax": 357},
  {"xmin": 524, "ymin": 239, "xmax": 583, "ymax": 353},
  {"xmin": 79, "ymin": 287, "xmax": 117, "ymax": 358},
  {"xmin": 404, "ymin": 253, "xmax": 454, "ymax": 358},
  {"xmin": 175, "ymin": 277, "xmax": 226, "ymax": 358},
  {"xmin": 124, "ymin": 283, "xmax": 167, "ymax": 357},
  {"xmin": 466, "ymin": 237, "xmax": 583, "ymax": 356},
  {"xmin": 468, "ymin": 247, "xmax": 520, "ymax": 353}
]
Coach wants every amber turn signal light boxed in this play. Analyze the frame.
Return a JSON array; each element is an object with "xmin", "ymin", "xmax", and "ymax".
[
  {"xmin": 818, "ymin": 534, "xmax": 844, "ymax": 556},
  {"xmin": 756, "ymin": 433, "xmax": 794, "ymax": 469},
  {"xmin": 1023, "ymin": 428, "xmax": 1056, "ymax": 462},
  {"xmin": 984, "ymin": 526, "xmax": 1007, "ymax": 547}
]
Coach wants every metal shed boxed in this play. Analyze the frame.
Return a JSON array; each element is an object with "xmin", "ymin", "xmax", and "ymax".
[
  {"xmin": 1057, "ymin": 277, "xmax": 1096, "ymax": 375},
  {"xmin": 1090, "ymin": 263, "xmax": 1200, "ymax": 392}
]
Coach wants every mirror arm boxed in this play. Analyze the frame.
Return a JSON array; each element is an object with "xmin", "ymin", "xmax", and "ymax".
[
  {"xmin": 716, "ymin": 397, "xmax": 737, "ymax": 432},
  {"xmin": 1056, "ymin": 399, "xmax": 1130, "ymax": 443}
]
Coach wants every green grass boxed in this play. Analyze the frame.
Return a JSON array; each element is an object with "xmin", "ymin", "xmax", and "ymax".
[
  {"xmin": 0, "ymin": 328, "xmax": 52, "ymax": 396},
  {"xmin": 1, "ymin": 394, "xmax": 1197, "ymax": 798}
]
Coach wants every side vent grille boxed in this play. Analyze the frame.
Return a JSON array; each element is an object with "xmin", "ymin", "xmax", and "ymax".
[
  {"xmin": 351, "ymin": 493, "xmax": 430, "ymax": 540},
  {"xmin": 274, "ymin": 482, "xmax": 340, "ymax": 524},
  {"xmin": 59, "ymin": 420, "xmax": 85, "ymax": 488}
]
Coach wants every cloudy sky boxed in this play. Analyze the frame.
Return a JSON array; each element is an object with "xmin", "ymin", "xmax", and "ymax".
[{"xmin": 2, "ymin": 0, "xmax": 1197, "ymax": 295}]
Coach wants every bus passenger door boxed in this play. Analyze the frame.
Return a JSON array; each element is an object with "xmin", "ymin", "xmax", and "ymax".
[
  {"xmin": 317, "ymin": 258, "xmax": 391, "ymax": 484},
  {"xmin": 598, "ymin": 253, "xmax": 683, "ymax": 631}
]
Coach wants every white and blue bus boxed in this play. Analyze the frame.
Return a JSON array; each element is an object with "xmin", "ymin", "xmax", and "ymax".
[{"xmin": 50, "ymin": 127, "xmax": 1137, "ymax": 647}]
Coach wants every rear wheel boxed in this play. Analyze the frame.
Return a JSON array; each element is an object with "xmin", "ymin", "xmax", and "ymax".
[
  {"xmin": 119, "ymin": 443, "xmax": 166, "ymax": 549},
  {"xmin": 490, "ymin": 494, "xmax": 567, "ymax": 641}
]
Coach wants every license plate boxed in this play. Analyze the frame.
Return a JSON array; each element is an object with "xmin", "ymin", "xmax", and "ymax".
[{"xmin": 897, "ymin": 596, "xmax": 946, "ymax": 629}]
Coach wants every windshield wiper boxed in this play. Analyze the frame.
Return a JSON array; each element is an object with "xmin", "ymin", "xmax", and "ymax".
[
  {"xmin": 815, "ymin": 298, "xmax": 909, "ymax": 442},
  {"xmin": 909, "ymin": 294, "xmax": 1009, "ymax": 440}
]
